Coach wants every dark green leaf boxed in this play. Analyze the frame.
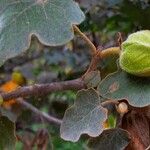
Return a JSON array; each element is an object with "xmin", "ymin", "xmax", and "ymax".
[
  {"xmin": 0, "ymin": 0, "xmax": 85, "ymax": 65},
  {"xmin": 98, "ymin": 70, "xmax": 150, "ymax": 107},
  {"xmin": 88, "ymin": 128, "xmax": 130, "ymax": 150},
  {"xmin": 0, "ymin": 116, "xmax": 16, "ymax": 150},
  {"xmin": 60, "ymin": 88, "xmax": 107, "ymax": 142}
]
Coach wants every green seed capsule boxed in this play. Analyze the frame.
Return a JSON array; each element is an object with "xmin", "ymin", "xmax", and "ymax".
[{"xmin": 119, "ymin": 30, "xmax": 150, "ymax": 77}]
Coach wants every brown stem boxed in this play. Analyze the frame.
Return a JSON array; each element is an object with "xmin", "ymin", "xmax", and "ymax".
[
  {"xmin": 83, "ymin": 47, "xmax": 120, "ymax": 75},
  {"xmin": 82, "ymin": 51, "xmax": 101, "ymax": 77},
  {"xmin": 1, "ymin": 78, "xmax": 85, "ymax": 101},
  {"xmin": 73, "ymin": 26, "xmax": 120, "ymax": 78},
  {"xmin": 73, "ymin": 25, "xmax": 97, "ymax": 54}
]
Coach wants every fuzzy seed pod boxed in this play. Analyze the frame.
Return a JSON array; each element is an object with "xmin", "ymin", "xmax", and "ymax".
[{"xmin": 119, "ymin": 30, "xmax": 150, "ymax": 76}]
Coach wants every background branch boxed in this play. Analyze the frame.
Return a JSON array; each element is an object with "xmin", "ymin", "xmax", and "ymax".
[
  {"xmin": 16, "ymin": 98, "xmax": 62, "ymax": 125},
  {"xmin": 73, "ymin": 25, "xmax": 97, "ymax": 54},
  {"xmin": 1, "ymin": 78, "xmax": 85, "ymax": 101}
]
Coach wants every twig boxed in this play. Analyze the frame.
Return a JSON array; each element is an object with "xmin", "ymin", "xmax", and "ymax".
[
  {"xmin": 73, "ymin": 25, "xmax": 99, "ymax": 77},
  {"xmin": 73, "ymin": 26, "xmax": 120, "ymax": 77},
  {"xmin": 82, "ymin": 51, "xmax": 101, "ymax": 77},
  {"xmin": 73, "ymin": 25, "xmax": 97, "ymax": 54},
  {"xmin": 16, "ymin": 98, "xmax": 62, "ymax": 125},
  {"xmin": 100, "ymin": 47, "xmax": 120, "ymax": 58},
  {"xmin": 1, "ymin": 78, "xmax": 85, "ymax": 101}
]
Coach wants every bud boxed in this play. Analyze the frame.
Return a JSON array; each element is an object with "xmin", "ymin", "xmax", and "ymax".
[
  {"xmin": 119, "ymin": 30, "xmax": 150, "ymax": 76},
  {"xmin": 117, "ymin": 102, "xmax": 128, "ymax": 114}
]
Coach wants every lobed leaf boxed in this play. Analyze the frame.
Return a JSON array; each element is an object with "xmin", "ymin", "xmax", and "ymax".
[
  {"xmin": 60, "ymin": 88, "xmax": 107, "ymax": 142},
  {"xmin": 98, "ymin": 70, "xmax": 150, "ymax": 107},
  {"xmin": 88, "ymin": 128, "xmax": 131, "ymax": 150},
  {"xmin": 0, "ymin": 0, "xmax": 85, "ymax": 65}
]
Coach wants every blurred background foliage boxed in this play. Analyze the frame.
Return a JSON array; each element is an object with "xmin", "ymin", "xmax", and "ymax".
[{"xmin": 0, "ymin": 0, "xmax": 149, "ymax": 149}]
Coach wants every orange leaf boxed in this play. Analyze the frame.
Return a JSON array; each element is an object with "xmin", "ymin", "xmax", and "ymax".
[{"xmin": 0, "ymin": 80, "xmax": 19, "ymax": 108}]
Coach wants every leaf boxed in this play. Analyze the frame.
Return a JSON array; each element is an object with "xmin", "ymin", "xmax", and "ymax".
[
  {"xmin": 98, "ymin": 70, "xmax": 150, "ymax": 107},
  {"xmin": 60, "ymin": 88, "xmax": 107, "ymax": 142},
  {"xmin": 88, "ymin": 128, "xmax": 130, "ymax": 150},
  {"xmin": 0, "ymin": 0, "xmax": 85, "ymax": 65},
  {"xmin": 83, "ymin": 71, "xmax": 101, "ymax": 88},
  {"xmin": 105, "ymin": 113, "xmax": 117, "ymax": 129},
  {"xmin": 0, "ymin": 116, "xmax": 16, "ymax": 150},
  {"xmin": 0, "ymin": 80, "xmax": 23, "ymax": 122}
]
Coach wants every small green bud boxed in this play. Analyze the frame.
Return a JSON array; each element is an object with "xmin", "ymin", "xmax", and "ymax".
[{"xmin": 119, "ymin": 30, "xmax": 150, "ymax": 76}]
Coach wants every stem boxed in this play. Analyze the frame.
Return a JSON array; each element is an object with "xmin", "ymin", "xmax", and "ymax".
[
  {"xmin": 73, "ymin": 26, "xmax": 120, "ymax": 76},
  {"xmin": 82, "ymin": 52, "xmax": 101, "ymax": 77},
  {"xmin": 16, "ymin": 98, "xmax": 62, "ymax": 125},
  {"xmin": 73, "ymin": 25, "xmax": 97, "ymax": 54},
  {"xmin": 101, "ymin": 47, "xmax": 120, "ymax": 58},
  {"xmin": 1, "ymin": 78, "xmax": 85, "ymax": 101}
]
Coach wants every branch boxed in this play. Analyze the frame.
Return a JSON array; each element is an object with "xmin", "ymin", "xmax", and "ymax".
[
  {"xmin": 1, "ymin": 78, "xmax": 85, "ymax": 101},
  {"xmin": 16, "ymin": 98, "xmax": 62, "ymax": 125},
  {"xmin": 73, "ymin": 25, "xmax": 97, "ymax": 54}
]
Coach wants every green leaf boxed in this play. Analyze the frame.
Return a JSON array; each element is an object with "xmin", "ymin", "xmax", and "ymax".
[
  {"xmin": 107, "ymin": 113, "xmax": 116, "ymax": 128},
  {"xmin": 83, "ymin": 71, "xmax": 101, "ymax": 88},
  {"xmin": 60, "ymin": 88, "xmax": 107, "ymax": 142},
  {"xmin": 0, "ymin": 116, "xmax": 16, "ymax": 150},
  {"xmin": 88, "ymin": 128, "xmax": 130, "ymax": 150},
  {"xmin": 0, "ymin": 0, "xmax": 85, "ymax": 65},
  {"xmin": 98, "ymin": 70, "xmax": 150, "ymax": 107}
]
